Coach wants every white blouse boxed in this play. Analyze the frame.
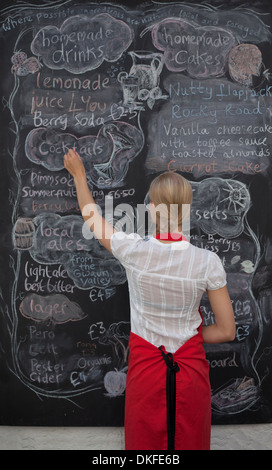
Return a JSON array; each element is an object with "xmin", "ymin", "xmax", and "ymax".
[{"xmin": 110, "ymin": 232, "xmax": 227, "ymax": 353}]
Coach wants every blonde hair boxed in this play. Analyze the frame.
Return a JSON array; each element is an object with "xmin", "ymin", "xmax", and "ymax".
[{"xmin": 148, "ymin": 171, "xmax": 192, "ymax": 234}]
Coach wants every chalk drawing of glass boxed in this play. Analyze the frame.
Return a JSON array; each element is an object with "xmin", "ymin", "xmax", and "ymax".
[
  {"xmin": 93, "ymin": 124, "xmax": 132, "ymax": 181},
  {"xmin": 120, "ymin": 75, "xmax": 139, "ymax": 105},
  {"xmin": 128, "ymin": 51, "xmax": 164, "ymax": 91}
]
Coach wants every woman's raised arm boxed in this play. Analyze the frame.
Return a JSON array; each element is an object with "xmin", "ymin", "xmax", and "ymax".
[{"xmin": 64, "ymin": 148, "xmax": 115, "ymax": 252}]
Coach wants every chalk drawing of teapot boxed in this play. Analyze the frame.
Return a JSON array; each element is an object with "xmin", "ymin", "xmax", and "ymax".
[{"xmin": 128, "ymin": 51, "xmax": 164, "ymax": 90}]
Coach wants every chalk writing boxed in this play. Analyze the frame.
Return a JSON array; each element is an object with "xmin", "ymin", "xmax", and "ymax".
[
  {"xmin": 152, "ymin": 19, "xmax": 236, "ymax": 76},
  {"xmin": 1, "ymin": 0, "xmax": 272, "ymax": 425},
  {"xmin": 25, "ymin": 122, "xmax": 144, "ymax": 187},
  {"xmin": 31, "ymin": 13, "xmax": 133, "ymax": 73},
  {"xmin": 19, "ymin": 293, "xmax": 87, "ymax": 323}
]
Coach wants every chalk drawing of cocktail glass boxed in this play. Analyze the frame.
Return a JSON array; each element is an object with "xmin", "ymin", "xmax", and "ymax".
[{"xmin": 93, "ymin": 124, "xmax": 132, "ymax": 181}]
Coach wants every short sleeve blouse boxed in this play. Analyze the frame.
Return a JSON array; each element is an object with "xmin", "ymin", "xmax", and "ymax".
[{"xmin": 110, "ymin": 232, "xmax": 227, "ymax": 352}]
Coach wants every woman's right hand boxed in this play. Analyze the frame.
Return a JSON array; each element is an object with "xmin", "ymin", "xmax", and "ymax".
[{"xmin": 64, "ymin": 148, "xmax": 86, "ymax": 181}]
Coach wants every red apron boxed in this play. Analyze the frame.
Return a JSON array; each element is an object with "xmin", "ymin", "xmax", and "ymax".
[{"xmin": 125, "ymin": 322, "xmax": 211, "ymax": 450}]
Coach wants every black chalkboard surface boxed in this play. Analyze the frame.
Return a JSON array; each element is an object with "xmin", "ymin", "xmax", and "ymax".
[{"xmin": 1, "ymin": 0, "xmax": 272, "ymax": 426}]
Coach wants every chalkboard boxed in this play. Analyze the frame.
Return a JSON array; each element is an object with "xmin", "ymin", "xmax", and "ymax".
[{"xmin": 1, "ymin": 0, "xmax": 272, "ymax": 426}]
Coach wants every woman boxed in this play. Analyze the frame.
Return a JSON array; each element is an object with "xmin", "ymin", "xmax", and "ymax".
[{"xmin": 64, "ymin": 149, "xmax": 235, "ymax": 451}]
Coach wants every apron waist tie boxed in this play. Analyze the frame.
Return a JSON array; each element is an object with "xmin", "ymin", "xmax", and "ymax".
[{"xmin": 158, "ymin": 346, "xmax": 180, "ymax": 451}]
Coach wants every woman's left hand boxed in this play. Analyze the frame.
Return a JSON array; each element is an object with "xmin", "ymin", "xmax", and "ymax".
[{"xmin": 64, "ymin": 148, "xmax": 86, "ymax": 180}]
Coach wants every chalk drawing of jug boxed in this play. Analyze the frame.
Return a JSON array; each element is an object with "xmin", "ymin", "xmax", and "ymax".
[{"xmin": 128, "ymin": 51, "xmax": 164, "ymax": 90}]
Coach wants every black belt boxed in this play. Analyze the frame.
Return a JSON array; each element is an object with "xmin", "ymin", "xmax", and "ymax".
[{"xmin": 159, "ymin": 347, "xmax": 180, "ymax": 451}]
